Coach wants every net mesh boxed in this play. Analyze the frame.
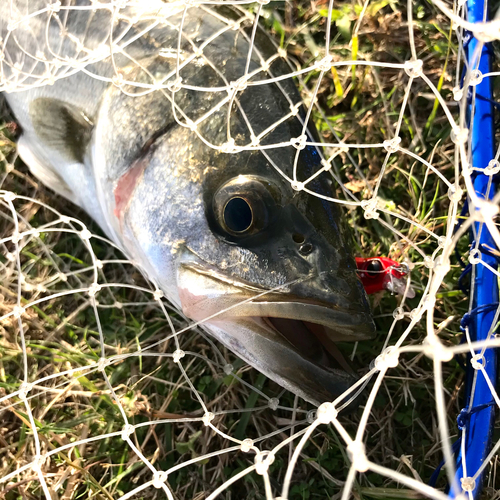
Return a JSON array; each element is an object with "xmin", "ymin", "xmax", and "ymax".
[{"xmin": 0, "ymin": 0, "xmax": 498, "ymax": 499}]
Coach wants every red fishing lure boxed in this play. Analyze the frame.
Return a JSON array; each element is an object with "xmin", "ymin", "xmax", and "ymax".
[{"xmin": 356, "ymin": 257, "xmax": 415, "ymax": 298}]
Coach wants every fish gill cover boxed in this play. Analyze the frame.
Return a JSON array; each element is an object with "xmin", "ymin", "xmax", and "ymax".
[{"xmin": 0, "ymin": 1, "xmax": 499, "ymax": 499}]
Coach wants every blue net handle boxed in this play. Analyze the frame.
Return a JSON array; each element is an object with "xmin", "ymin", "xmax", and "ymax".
[{"xmin": 450, "ymin": 0, "xmax": 499, "ymax": 496}]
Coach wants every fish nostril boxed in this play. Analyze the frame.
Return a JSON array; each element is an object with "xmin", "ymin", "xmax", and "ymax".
[
  {"xmin": 299, "ymin": 243, "xmax": 313, "ymax": 255},
  {"xmin": 292, "ymin": 233, "xmax": 305, "ymax": 244}
]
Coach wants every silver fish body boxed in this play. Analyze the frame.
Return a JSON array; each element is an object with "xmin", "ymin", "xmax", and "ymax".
[{"xmin": 1, "ymin": 0, "xmax": 375, "ymax": 406}]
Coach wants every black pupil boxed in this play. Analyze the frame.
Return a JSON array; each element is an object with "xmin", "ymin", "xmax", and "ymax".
[
  {"xmin": 366, "ymin": 260, "xmax": 383, "ymax": 276},
  {"xmin": 224, "ymin": 197, "xmax": 253, "ymax": 233}
]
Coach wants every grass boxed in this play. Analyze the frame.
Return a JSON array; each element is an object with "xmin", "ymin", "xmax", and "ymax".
[{"xmin": 1, "ymin": 0, "xmax": 499, "ymax": 499}]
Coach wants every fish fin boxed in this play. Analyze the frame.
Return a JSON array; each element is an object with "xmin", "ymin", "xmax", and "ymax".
[
  {"xmin": 29, "ymin": 98, "xmax": 94, "ymax": 164},
  {"xmin": 17, "ymin": 134, "xmax": 74, "ymax": 200}
]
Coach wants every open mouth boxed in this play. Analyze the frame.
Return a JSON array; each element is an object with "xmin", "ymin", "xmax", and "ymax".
[{"xmin": 262, "ymin": 317, "xmax": 356, "ymax": 375}]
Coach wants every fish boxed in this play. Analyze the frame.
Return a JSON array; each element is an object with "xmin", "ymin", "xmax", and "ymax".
[{"xmin": 1, "ymin": 0, "xmax": 375, "ymax": 406}]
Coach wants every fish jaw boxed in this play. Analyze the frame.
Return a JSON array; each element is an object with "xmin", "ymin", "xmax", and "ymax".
[
  {"xmin": 177, "ymin": 252, "xmax": 375, "ymax": 406},
  {"xmin": 204, "ymin": 318, "xmax": 361, "ymax": 406}
]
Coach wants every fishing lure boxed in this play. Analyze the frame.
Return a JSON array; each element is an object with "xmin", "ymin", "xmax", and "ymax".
[{"xmin": 356, "ymin": 257, "xmax": 415, "ymax": 298}]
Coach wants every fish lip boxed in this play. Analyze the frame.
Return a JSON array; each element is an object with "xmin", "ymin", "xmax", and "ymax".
[
  {"xmin": 178, "ymin": 259, "xmax": 375, "ymax": 341},
  {"xmin": 221, "ymin": 300, "xmax": 375, "ymax": 341}
]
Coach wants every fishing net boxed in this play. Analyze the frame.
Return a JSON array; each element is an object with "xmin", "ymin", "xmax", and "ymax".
[{"xmin": 0, "ymin": 0, "xmax": 499, "ymax": 499}]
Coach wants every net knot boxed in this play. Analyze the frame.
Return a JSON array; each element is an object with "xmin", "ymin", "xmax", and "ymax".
[
  {"xmin": 11, "ymin": 230, "xmax": 21, "ymax": 244},
  {"xmin": 393, "ymin": 307, "xmax": 405, "ymax": 320},
  {"xmin": 460, "ymin": 477, "xmax": 476, "ymax": 492},
  {"xmin": 80, "ymin": 228, "xmax": 92, "ymax": 240},
  {"xmin": 48, "ymin": 1, "xmax": 62, "ymax": 13},
  {"xmin": 112, "ymin": 72, "xmax": 125, "ymax": 88},
  {"xmin": 2, "ymin": 191, "xmax": 16, "ymax": 202},
  {"xmin": 306, "ymin": 410, "xmax": 316, "ymax": 423},
  {"xmin": 88, "ymin": 282, "xmax": 101, "ymax": 297},
  {"xmin": 113, "ymin": 0, "xmax": 128, "ymax": 9},
  {"xmin": 470, "ymin": 354, "xmax": 485, "ymax": 370},
  {"xmin": 290, "ymin": 103, "xmax": 301, "ymax": 116},
  {"xmin": 240, "ymin": 438, "xmax": 254, "ymax": 452},
  {"xmin": 347, "ymin": 441, "xmax": 369, "ymax": 472},
  {"xmin": 468, "ymin": 248, "xmax": 481, "ymax": 265},
  {"xmin": 153, "ymin": 289, "xmax": 164, "ymax": 301},
  {"xmin": 437, "ymin": 236, "xmax": 448, "ymax": 248},
  {"xmin": 316, "ymin": 402, "xmax": 338, "ymax": 424},
  {"xmin": 250, "ymin": 134, "xmax": 260, "ymax": 147},
  {"xmin": 291, "ymin": 134, "xmax": 308, "ymax": 151},
  {"xmin": 202, "ymin": 412, "xmax": 215, "ymax": 426},
  {"xmin": 31, "ymin": 455, "xmax": 45, "ymax": 473},
  {"xmin": 374, "ymin": 346, "xmax": 400, "ymax": 371},
  {"xmin": 447, "ymin": 184, "xmax": 463, "ymax": 203},
  {"xmin": 12, "ymin": 305, "xmax": 25, "ymax": 319},
  {"xmin": 97, "ymin": 357, "xmax": 110, "ymax": 371},
  {"xmin": 383, "ymin": 136, "xmax": 401, "ymax": 153},
  {"xmin": 404, "ymin": 59, "xmax": 423, "ymax": 78},
  {"xmin": 185, "ymin": 119, "xmax": 197, "ymax": 132},
  {"xmin": 152, "ymin": 470, "xmax": 168, "ymax": 489},
  {"xmin": 121, "ymin": 424, "xmax": 135, "ymax": 440},
  {"xmin": 290, "ymin": 180, "xmax": 304, "ymax": 191},
  {"xmin": 167, "ymin": 77, "xmax": 182, "ymax": 93},
  {"xmin": 18, "ymin": 381, "xmax": 33, "ymax": 400},
  {"xmin": 317, "ymin": 55, "xmax": 333, "ymax": 72},
  {"xmin": 223, "ymin": 363, "xmax": 233, "ymax": 375},
  {"xmin": 469, "ymin": 69, "xmax": 483, "ymax": 86},
  {"xmin": 268, "ymin": 398, "xmax": 279, "ymax": 410},
  {"xmin": 450, "ymin": 127, "xmax": 468, "ymax": 145},
  {"xmin": 221, "ymin": 139, "xmax": 238, "ymax": 154},
  {"xmin": 361, "ymin": 197, "xmax": 379, "ymax": 220},
  {"xmin": 230, "ymin": 76, "xmax": 248, "ymax": 93},
  {"xmin": 484, "ymin": 159, "xmax": 500, "ymax": 176},
  {"xmin": 423, "ymin": 255, "xmax": 434, "ymax": 269},
  {"xmin": 321, "ymin": 158, "xmax": 333, "ymax": 171},
  {"xmin": 254, "ymin": 451, "xmax": 275, "ymax": 475},
  {"xmin": 173, "ymin": 349, "xmax": 185, "ymax": 363}
]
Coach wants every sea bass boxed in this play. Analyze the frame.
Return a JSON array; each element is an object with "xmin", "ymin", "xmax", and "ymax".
[{"xmin": 1, "ymin": 0, "xmax": 375, "ymax": 406}]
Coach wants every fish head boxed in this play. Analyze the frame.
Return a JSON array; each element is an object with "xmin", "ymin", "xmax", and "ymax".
[
  {"xmin": 175, "ymin": 141, "xmax": 375, "ymax": 407},
  {"xmin": 93, "ymin": 51, "xmax": 375, "ymax": 408}
]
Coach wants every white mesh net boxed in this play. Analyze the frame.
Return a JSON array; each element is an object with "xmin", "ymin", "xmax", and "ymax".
[{"xmin": 0, "ymin": 0, "xmax": 499, "ymax": 499}]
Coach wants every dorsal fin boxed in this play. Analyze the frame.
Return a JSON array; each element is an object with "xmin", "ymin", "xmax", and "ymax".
[{"xmin": 29, "ymin": 98, "xmax": 94, "ymax": 163}]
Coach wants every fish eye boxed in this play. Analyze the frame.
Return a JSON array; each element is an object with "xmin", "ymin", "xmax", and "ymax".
[
  {"xmin": 366, "ymin": 260, "xmax": 383, "ymax": 276},
  {"xmin": 213, "ymin": 176, "xmax": 278, "ymax": 238},
  {"xmin": 223, "ymin": 197, "xmax": 253, "ymax": 233}
]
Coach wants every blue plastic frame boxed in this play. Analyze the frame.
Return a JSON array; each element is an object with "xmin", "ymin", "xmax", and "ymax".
[{"xmin": 451, "ymin": 0, "xmax": 498, "ymax": 496}]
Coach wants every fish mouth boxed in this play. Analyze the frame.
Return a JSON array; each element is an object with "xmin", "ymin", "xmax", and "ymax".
[{"xmin": 178, "ymin": 258, "xmax": 375, "ymax": 407}]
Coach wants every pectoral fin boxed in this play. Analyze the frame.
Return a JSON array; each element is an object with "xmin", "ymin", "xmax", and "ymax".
[{"xmin": 29, "ymin": 98, "xmax": 94, "ymax": 164}]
